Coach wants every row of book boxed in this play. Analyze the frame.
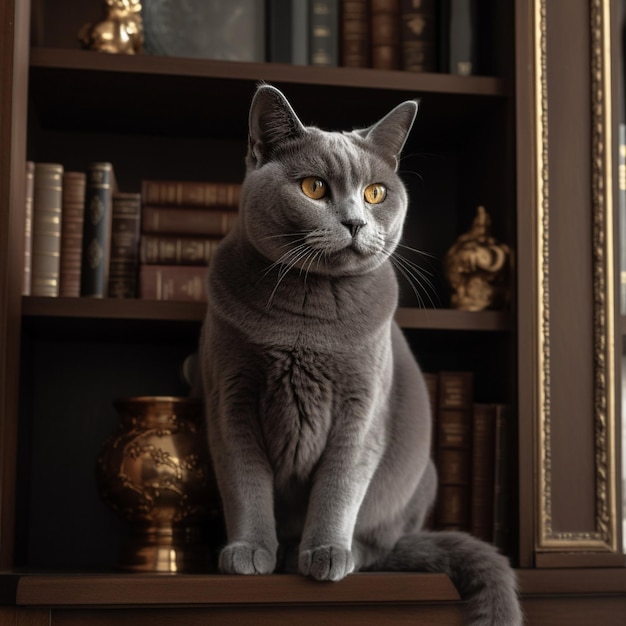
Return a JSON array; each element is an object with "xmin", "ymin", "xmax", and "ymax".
[
  {"xmin": 425, "ymin": 370, "xmax": 513, "ymax": 550},
  {"xmin": 23, "ymin": 161, "xmax": 240, "ymax": 301},
  {"xmin": 263, "ymin": 0, "xmax": 477, "ymax": 74}
]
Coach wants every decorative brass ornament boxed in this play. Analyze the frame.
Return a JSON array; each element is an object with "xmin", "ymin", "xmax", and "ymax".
[
  {"xmin": 444, "ymin": 206, "xmax": 512, "ymax": 311},
  {"xmin": 96, "ymin": 396, "xmax": 220, "ymax": 572},
  {"xmin": 80, "ymin": 0, "xmax": 143, "ymax": 54}
]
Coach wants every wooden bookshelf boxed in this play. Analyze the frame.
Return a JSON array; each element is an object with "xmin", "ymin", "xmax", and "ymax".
[{"xmin": 2, "ymin": 0, "xmax": 625, "ymax": 623}]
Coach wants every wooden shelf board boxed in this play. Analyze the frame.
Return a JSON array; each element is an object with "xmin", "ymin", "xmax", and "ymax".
[
  {"xmin": 29, "ymin": 47, "xmax": 507, "ymax": 97},
  {"xmin": 1, "ymin": 572, "xmax": 460, "ymax": 606},
  {"xmin": 21, "ymin": 298, "xmax": 511, "ymax": 332}
]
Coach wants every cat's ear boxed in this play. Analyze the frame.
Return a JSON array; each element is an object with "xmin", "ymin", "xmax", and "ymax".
[
  {"xmin": 248, "ymin": 85, "xmax": 307, "ymax": 167},
  {"xmin": 357, "ymin": 100, "xmax": 419, "ymax": 170}
]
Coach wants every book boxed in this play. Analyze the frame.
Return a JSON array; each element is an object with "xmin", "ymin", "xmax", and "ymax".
[
  {"xmin": 434, "ymin": 370, "xmax": 473, "ymax": 530},
  {"xmin": 371, "ymin": 0, "xmax": 400, "ymax": 70},
  {"xmin": 400, "ymin": 0, "xmax": 438, "ymax": 72},
  {"xmin": 422, "ymin": 371, "xmax": 438, "ymax": 455},
  {"xmin": 31, "ymin": 162, "xmax": 63, "ymax": 297},
  {"xmin": 141, "ymin": 206, "xmax": 238, "ymax": 237},
  {"xmin": 470, "ymin": 403, "xmax": 498, "ymax": 542},
  {"xmin": 444, "ymin": 0, "xmax": 477, "ymax": 75},
  {"xmin": 141, "ymin": 179, "xmax": 241, "ymax": 208},
  {"xmin": 80, "ymin": 162, "xmax": 114, "ymax": 298},
  {"xmin": 266, "ymin": 0, "xmax": 310, "ymax": 64},
  {"xmin": 618, "ymin": 123, "xmax": 626, "ymax": 315},
  {"xmin": 309, "ymin": 0, "xmax": 339, "ymax": 66},
  {"xmin": 492, "ymin": 405, "xmax": 513, "ymax": 554},
  {"xmin": 108, "ymin": 192, "xmax": 141, "ymax": 298},
  {"xmin": 59, "ymin": 171, "xmax": 86, "ymax": 298},
  {"xmin": 340, "ymin": 0, "xmax": 369, "ymax": 67},
  {"xmin": 139, "ymin": 264, "xmax": 208, "ymax": 301},
  {"xmin": 23, "ymin": 161, "xmax": 34, "ymax": 296},
  {"xmin": 267, "ymin": 0, "xmax": 294, "ymax": 63},
  {"xmin": 140, "ymin": 235, "xmax": 223, "ymax": 265}
]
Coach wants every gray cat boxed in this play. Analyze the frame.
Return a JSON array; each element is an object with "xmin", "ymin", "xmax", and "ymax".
[{"xmin": 198, "ymin": 84, "xmax": 521, "ymax": 625}]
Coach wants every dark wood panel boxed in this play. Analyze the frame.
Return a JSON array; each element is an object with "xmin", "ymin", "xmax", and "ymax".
[{"xmin": 48, "ymin": 605, "xmax": 464, "ymax": 626}]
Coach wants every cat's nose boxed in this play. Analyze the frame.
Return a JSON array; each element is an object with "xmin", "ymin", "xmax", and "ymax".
[{"xmin": 342, "ymin": 219, "xmax": 366, "ymax": 238}]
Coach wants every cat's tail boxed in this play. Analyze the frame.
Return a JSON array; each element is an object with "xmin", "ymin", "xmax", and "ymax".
[{"xmin": 375, "ymin": 530, "xmax": 522, "ymax": 626}]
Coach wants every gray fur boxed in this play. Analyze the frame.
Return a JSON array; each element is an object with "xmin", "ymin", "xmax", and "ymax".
[{"xmin": 198, "ymin": 85, "xmax": 522, "ymax": 625}]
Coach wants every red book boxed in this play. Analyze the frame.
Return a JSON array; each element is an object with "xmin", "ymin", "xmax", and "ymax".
[{"xmin": 139, "ymin": 264, "xmax": 208, "ymax": 302}]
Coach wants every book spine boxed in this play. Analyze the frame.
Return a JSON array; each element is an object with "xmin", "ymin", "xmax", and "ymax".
[
  {"xmin": 267, "ymin": 0, "xmax": 293, "ymax": 62},
  {"xmin": 309, "ymin": 0, "xmax": 340, "ymax": 66},
  {"xmin": 400, "ymin": 0, "xmax": 437, "ymax": 72},
  {"xmin": 108, "ymin": 192, "xmax": 141, "ymax": 298},
  {"xmin": 618, "ymin": 123, "xmax": 626, "ymax": 315},
  {"xmin": 293, "ymin": 0, "xmax": 310, "ymax": 64},
  {"xmin": 470, "ymin": 403, "xmax": 497, "ymax": 542},
  {"xmin": 23, "ymin": 161, "xmax": 35, "ymax": 296},
  {"xmin": 139, "ymin": 264, "xmax": 208, "ymax": 301},
  {"xmin": 447, "ymin": 0, "xmax": 477, "ymax": 75},
  {"xmin": 371, "ymin": 0, "xmax": 400, "ymax": 70},
  {"xmin": 492, "ymin": 405, "xmax": 513, "ymax": 554},
  {"xmin": 59, "ymin": 171, "xmax": 86, "ymax": 298},
  {"xmin": 434, "ymin": 370, "xmax": 473, "ymax": 530},
  {"xmin": 80, "ymin": 162, "xmax": 114, "ymax": 298},
  {"xmin": 31, "ymin": 163, "xmax": 63, "ymax": 297},
  {"xmin": 140, "ymin": 235, "xmax": 222, "ymax": 265},
  {"xmin": 141, "ymin": 206, "xmax": 239, "ymax": 237},
  {"xmin": 340, "ymin": 0, "xmax": 370, "ymax": 68},
  {"xmin": 141, "ymin": 180, "xmax": 241, "ymax": 208}
]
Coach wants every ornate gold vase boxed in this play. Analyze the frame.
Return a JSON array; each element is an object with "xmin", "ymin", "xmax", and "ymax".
[{"xmin": 96, "ymin": 396, "xmax": 220, "ymax": 572}]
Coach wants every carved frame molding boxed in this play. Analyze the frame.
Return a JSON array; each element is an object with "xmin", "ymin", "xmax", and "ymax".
[{"xmin": 534, "ymin": 0, "xmax": 617, "ymax": 552}]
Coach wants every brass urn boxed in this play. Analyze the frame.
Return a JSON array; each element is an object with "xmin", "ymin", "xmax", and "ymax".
[{"xmin": 96, "ymin": 396, "xmax": 220, "ymax": 572}]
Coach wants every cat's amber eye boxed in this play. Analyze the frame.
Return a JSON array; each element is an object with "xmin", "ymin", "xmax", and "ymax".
[
  {"xmin": 301, "ymin": 177, "xmax": 328, "ymax": 200},
  {"xmin": 364, "ymin": 183, "xmax": 387, "ymax": 204}
]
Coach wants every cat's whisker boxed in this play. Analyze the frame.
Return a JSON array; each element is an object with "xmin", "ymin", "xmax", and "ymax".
[
  {"xmin": 391, "ymin": 253, "xmax": 439, "ymax": 309},
  {"xmin": 395, "ymin": 242, "xmax": 437, "ymax": 261},
  {"xmin": 266, "ymin": 244, "xmax": 314, "ymax": 308}
]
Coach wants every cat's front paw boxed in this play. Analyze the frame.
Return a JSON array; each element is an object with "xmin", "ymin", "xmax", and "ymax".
[
  {"xmin": 219, "ymin": 541, "xmax": 276, "ymax": 575},
  {"xmin": 299, "ymin": 545, "xmax": 355, "ymax": 581}
]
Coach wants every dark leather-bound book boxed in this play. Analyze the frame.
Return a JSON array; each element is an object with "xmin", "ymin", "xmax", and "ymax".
[
  {"xmin": 59, "ymin": 171, "xmax": 86, "ymax": 298},
  {"xmin": 139, "ymin": 264, "xmax": 208, "ymax": 302},
  {"xmin": 310, "ymin": 0, "xmax": 339, "ymax": 66},
  {"xmin": 442, "ymin": 0, "xmax": 477, "ymax": 75},
  {"xmin": 470, "ymin": 403, "xmax": 498, "ymax": 542},
  {"xmin": 80, "ymin": 162, "xmax": 114, "ymax": 298},
  {"xmin": 341, "ymin": 0, "xmax": 369, "ymax": 67},
  {"xmin": 141, "ymin": 179, "xmax": 241, "ymax": 208},
  {"xmin": 141, "ymin": 206, "xmax": 238, "ymax": 237},
  {"xmin": 140, "ymin": 235, "xmax": 222, "ymax": 265},
  {"xmin": 434, "ymin": 370, "xmax": 473, "ymax": 530},
  {"xmin": 108, "ymin": 192, "xmax": 141, "ymax": 298},
  {"xmin": 400, "ymin": 0, "xmax": 438, "ymax": 72},
  {"xmin": 31, "ymin": 162, "xmax": 63, "ymax": 297},
  {"xmin": 371, "ymin": 0, "xmax": 400, "ymax": 69}
]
